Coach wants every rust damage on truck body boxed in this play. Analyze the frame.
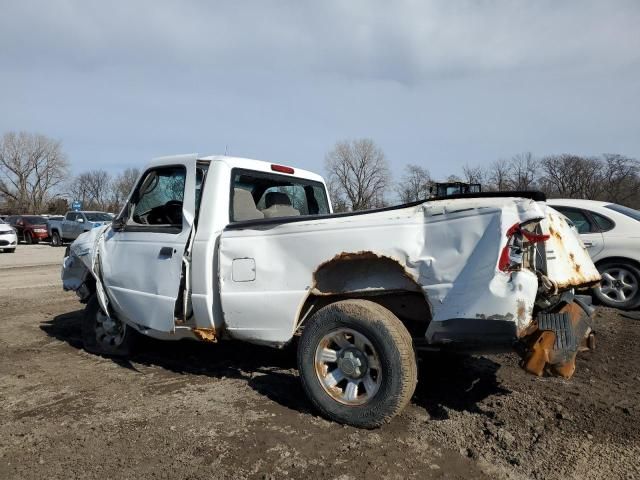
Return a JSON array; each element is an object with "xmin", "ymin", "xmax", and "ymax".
[
  {"xmin": 192, "ymin": 327, "xmax": 218, "ymax": 343},
  {"xmin": 311, "ymin": 251, "xmax": 422, "ymax": 296}
]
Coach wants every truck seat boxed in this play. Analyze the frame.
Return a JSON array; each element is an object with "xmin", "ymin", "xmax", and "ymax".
[
  {"xmin": 262, "ymin": 192, "xmax": 300, "ymax": 218},
  {"xmin": 233, "ymin": 188, "xmax": 264, "ymax": 221}
]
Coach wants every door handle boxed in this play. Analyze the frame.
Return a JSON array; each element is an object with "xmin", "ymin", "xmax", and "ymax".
[
  {"xmin": 158, "ymin": 246, "xmax": 174, "ymax": 258},
  {"xmin": 583, "ymin": 242, "xmax": 593, "ymax": 248}
]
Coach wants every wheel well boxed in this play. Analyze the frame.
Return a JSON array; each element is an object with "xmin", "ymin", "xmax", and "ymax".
[
  {"xmin": 595, "ymin": 256, "xmax": 640, "ymax": 271},
  {"xmin": 297, "ymin": 252, "xmax": 432, "ymax": 338}
]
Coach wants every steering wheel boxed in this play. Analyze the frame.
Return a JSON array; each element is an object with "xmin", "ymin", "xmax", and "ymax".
[{"xmin": 163, "ymin": 200, "xmax": 183, "ymax": 224}]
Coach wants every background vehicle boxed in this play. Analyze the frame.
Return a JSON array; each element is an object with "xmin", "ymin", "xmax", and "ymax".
[
  {"xmin": 5, "ymin": 215, "xmax": 49, "ymax": 244},
  {"xmin": 547, "ymin": 199, "xmax": 640, "ymax": 310},
  {"xmin": 63, "ymin": 155, "xmax": 599, "ymax": 428},
  {"xmin": 0, "ymin": 218, "xmax": 18, "ymax": 252},
  {"xmin": 48, "ymin": 211, "xmax": 112, "ymax": 246},
  {"xmin": 430, "ymin": 181, "xmax": 481, "ymax": 198}
]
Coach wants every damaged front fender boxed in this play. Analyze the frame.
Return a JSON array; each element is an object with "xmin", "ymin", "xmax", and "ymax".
[{"xmin": 62, "ymin": 225, "xmax": 111, "ymax": 314}]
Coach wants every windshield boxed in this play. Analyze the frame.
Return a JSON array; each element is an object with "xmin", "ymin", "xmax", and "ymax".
[
  {"xmin": 605, "ymin": 203, "xmax": 640, "ymax": 222},
  {"xmin": 84, "ymin": 213, "xmax": 113, "ymax": 222},
  {"xmin": 24, "ymin": 216, "xmax": 47, "ymax": 225}
]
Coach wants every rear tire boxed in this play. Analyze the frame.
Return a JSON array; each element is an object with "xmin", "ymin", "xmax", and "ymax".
[
  {"xmin": 51, "ymin": 231, "xmax": 62, "ymax": 247},
  {"xmin": 594, "ymin": 261, "xmax": 640, "ymax": 310},
  {"xmin": 297, "ymin": 299, "xmax": 417, "ymax": 428},
  {"xmin": 25, "ymin": 232, "xmax": 33, "ymax": 244},
  {"xmin": 82, "ymin": 295, "xmax": 137, "ymax": 357}
]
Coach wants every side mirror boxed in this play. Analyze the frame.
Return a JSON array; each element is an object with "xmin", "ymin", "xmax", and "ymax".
[{"xmin": 77, "ymin": 217, "xmax": 84, "ymax": 223}]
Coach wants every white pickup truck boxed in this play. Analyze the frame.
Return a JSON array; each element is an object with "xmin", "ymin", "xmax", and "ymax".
[{"xmin": 62, "ymin": 154, "xmax": 601, "ymax": 427}]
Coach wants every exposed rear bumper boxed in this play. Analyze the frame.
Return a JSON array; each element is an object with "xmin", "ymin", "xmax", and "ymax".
[{"xmin": 518, "ymin": 297, "xmax": 595, "ymax": 378}]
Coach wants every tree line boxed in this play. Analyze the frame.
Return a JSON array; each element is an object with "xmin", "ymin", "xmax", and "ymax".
[
  {"xmin": 326, "ymin": 139, "xmax": 640, "ymax": 211},
  {"xmin": 2, "ymin": 131, "xmax": 639, "ymax": 214}
]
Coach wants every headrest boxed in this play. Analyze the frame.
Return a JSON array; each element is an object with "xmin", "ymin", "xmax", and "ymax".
[{"xmin": 265, "ymin": 192, "xmax": 292, "ymax": 208}]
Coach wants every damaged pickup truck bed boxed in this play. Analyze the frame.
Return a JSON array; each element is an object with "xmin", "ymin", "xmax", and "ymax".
[{"xmin": 62, "ymin": 154, "xmax": 601, "ymax": 428}]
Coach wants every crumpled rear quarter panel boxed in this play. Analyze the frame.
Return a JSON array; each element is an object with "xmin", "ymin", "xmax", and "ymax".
[{"xmin": 219, "ymin": 198, "xmax": 547, "ymax": 344}]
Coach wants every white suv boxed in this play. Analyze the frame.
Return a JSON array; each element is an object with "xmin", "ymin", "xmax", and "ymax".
[{"xmin": 547, "ymin": 199, "xmax": 640, "ymax": 310}]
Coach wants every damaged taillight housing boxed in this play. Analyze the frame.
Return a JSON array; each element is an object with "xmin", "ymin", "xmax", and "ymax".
[{"xmin": 499, "ymin": 223, "xmax": 549, "ymax": 272}]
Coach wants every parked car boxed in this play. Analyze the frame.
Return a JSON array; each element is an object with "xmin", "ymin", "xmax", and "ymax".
[
  {"xmin": 547, "ymin": 199, "xmax": 640, "ymax": 310},
  {"xmin": 48, "ymin": 211, "xmax": 113, "ymax": 246},
  {"xmin": 62, "ymin": 154, "xmax": 600, "ymax": 428},
  {"xmin": 5, "ymin": 215, "xmax": 50, "ymax": 244},
  {"xmin": 0, "ymin": 219, "xmax": 18, "ymax": 253}
]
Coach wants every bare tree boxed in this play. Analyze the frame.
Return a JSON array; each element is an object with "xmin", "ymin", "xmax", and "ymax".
[
  {"xmin": 539, "ymin": 154, "xmax": 602, "ymax": 199},
  {"xmin": 485, "ymin": 159, "xmax": 511, "ymax": 191},
  {"xmin": 509, "ymin": 152, "xmax": 538, "ymax": 190},
  {"xmin": 85, "ymin": 170, "xmax": 112, "ymax": 210},
  {"xmin": 598, "ymin": 154, "xmax": 640, "ymax": 205},
  {"xmin": 396, "ymin": 164, "xmax": 431, "ymax": 203},
  {"xmin": 325, "ymin": 139, "xmax": 391, "ymax": 211},
  {"xmin": 111, "ymin": 167, "xmax": 140, "ymax": 209},
  {"xmin": 68, "ymin": 172, "xmax": 92, "ymax": 208},
  {"xmin": 462, "ymin": 164, "xmax": 486, "ymax": 185},
  {"xmin": 0, "ymin": 131, "xmax": 69, "ymax": 212}
]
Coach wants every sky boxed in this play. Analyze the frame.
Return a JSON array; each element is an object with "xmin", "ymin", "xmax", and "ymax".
[{"xmin": 1, "ymin": 0, "xmax": 639, "ymax": 181}]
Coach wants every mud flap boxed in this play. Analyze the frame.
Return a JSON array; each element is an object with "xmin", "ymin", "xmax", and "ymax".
[{"xmin": 520, "ymin": 299, "xmax": 595, "ymax": 378}]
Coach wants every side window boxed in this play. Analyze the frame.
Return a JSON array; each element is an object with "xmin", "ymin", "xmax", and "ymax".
[
  {"xmin": 66, "ymin": 212, "xmax": 77, "ymax": 222},
  {"xmin": 590, "ymin": 212, "xmax": 615, "ymax": 232},
  {"xmin": 230, "ymin": 169, "xmax": 330, "ymax": 222},
  {"xmin": 555, "ymin": 207, "xmax": 594, "ymax": 234},
  {"xmin": 129, "ymin": 166, "xmax": 186, "ymax": 227}
]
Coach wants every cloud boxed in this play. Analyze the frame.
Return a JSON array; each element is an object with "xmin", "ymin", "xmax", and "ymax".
[
  {"xmin": 0, "ymin": 1, "xmax": 639, "ymax": 178},
  {"xmin": 3, "ymin": 1, "xmax": 639, "ymax": 81}
]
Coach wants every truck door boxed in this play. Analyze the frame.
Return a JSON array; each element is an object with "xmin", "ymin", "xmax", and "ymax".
[{"xmin": 99, "ymin": 155, "xmax": 197, "ymax": 332}]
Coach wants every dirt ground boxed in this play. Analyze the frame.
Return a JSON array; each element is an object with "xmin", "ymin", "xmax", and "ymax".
[{"xmin": 1, "ymin": 245, "xmax": 639, "ymax": 479}]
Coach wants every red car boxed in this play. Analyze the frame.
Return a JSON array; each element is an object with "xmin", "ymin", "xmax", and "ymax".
[{"xmin": 6, "ymin": 215, "xmax": 50, "ymax": 244}]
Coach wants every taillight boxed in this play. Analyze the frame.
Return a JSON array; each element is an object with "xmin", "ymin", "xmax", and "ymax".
[{"xmin": 499, "ymin": 223, "xmax": 549, "ymax": 272}]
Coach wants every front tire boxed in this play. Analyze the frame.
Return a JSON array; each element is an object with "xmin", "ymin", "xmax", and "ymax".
[
  {"xmin": 25, "ymin": 232, "xmax": 33, "ymax": 244},
  {"xmin": 297, "ymin": 299, "xmax": 417, "ymax": 428},
  {"xmin": 51, "ymin": 231, "xmax": 62, "ymax": 247},
  {"xmin": 594, "ymin": 261, "xmax": 640, "ymax": 310},
  {"xmin": 82, "ymin": 295, "xmax": 137, "ymax": 357}
]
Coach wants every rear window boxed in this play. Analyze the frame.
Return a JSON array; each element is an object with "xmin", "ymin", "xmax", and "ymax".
[
  {"xmin": 605, "ymin": 203, "xmax": 640, "ymax": 222},
  {"xmin": 85, "ymin": 213, "xmax": 112, "ymax": 222},
  {"xmin": 231, "ymin": 169, "xmax": 329, "ymax": 222}
]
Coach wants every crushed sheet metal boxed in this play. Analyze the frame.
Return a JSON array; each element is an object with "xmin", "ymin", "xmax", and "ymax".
[
  {"xmin": 218, "ymin": 197, "xmax": 550, "ymax": 343},
  {"xmin": 541, "ymin": 210, "xmax": 601, "ymax": 289},
  {"xmin": 521, "ymin": 301, "xmax": 594, "ymax": 378}
]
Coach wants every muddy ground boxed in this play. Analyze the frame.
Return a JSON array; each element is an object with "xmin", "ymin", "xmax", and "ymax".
[{"xmin": 1, "ymin": 245, "xmax": 639, "ymax": 479}]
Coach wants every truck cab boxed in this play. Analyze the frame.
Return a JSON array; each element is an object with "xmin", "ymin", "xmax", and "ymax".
[{"xmin": 98, "ymin": 155, "xmax": 330, "ymax": 339}]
